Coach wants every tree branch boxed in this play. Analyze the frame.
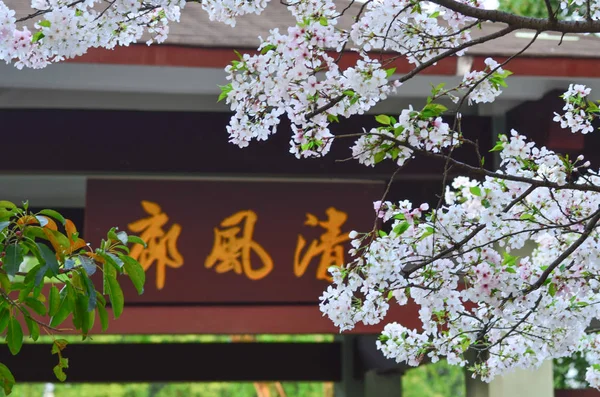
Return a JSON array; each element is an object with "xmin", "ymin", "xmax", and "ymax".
[
  {"xmin": 16, "ymin": 0, "xmax": 86, "ymax": 23},
  {"xmin": 429, "ymin": 0, "xmax": 600, "ymax": 33},
  {"xmin": 545, "ymin": 0, "xmax": 557, "ymax": 22},
  {"xmin": 523, "ymin": 207, "xmax": 600, "ymax": 293},
  {"xmin": 305, "ymin": 25, "xmax": 517, "ymax": 120}
]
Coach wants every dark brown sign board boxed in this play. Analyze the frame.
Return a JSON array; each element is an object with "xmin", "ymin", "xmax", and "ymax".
[
  {"xmin": 85, "ymin": 178, "xmax": 384, "ymax": 304},
  {"xmin": 83, "ymin": 178, "xmax": 420, "ymax": 334}
]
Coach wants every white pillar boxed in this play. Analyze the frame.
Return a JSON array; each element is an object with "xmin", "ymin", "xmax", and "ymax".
[
  {"xmin": 364, "ymin": 369, "xmax": 402, "ymax": 397},
  {"xmin": 466, "ymin": 361, "xmax": 554, "ymax": 397}
]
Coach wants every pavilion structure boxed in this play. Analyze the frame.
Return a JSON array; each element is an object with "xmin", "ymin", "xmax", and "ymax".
[{"xmin": 1, "ymin": 2, "xmax": 600, "ymax": 395}]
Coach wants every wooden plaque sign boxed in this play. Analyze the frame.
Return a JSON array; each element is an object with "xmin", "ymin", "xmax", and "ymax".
[{"xmin": 84, "ymin": 178, "xmax": 384, "ymax": 306}]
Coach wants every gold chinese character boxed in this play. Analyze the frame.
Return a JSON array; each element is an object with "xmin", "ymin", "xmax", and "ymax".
[
  {"xmin": 128, "ymin": 200, "xmax": 183, "ymax": 290},
  {"xmin": 294, "ymin": 207, "xmax": 350, "ymax": 282},
  {"xmin": 205, "ymin": 210, "xmax": 273, "ymax": 280}
]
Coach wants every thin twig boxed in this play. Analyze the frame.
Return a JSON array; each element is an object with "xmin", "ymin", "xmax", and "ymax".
[
  {"xmin": 523, "ymin": 208, "xmax": 600, "ymax": 293},
  {"xmin": 16, "ymin": 0, "xmax": 86, "ymax": 22},
  {"xmin": 305, "ymin": 25, "xmax": 517, "ymax": 120}
]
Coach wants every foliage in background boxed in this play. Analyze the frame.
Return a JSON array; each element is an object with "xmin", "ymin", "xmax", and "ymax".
[
  {"xmin": 498, "ymin": 0, "xmax": 561, "ymax": 17},
  {"xmin": 0, "ymin": 201, "xmax": 145, "ymax": 394},
  {"xmin": 403, "ymin": 360, "xmax": 465, "ymax": 397}
]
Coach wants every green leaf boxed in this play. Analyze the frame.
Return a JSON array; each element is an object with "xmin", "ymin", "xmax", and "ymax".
[
  {"xmin": 107, "ymin": 253, "xmax": 124, "ymax": 269},
  {"xmin": 99, "ymin": 252, "xmax": 122, "ymax": 273},
  {"xmin": 53, "ymin": 364, "xmax": 67, "ymax": 382},
  {"xmin": 23, "ymin": 315, "xmax": 40, "ymax": 341},
  {"xmin": 505, "ymin": 267, "xmax": 517, "ymax": 274},
  {"xmin": 18, "ymin": 278, "xmax": 34, "ymax": 302},
  {"xmin": 38, "ymin": 242, "xmax": 59, "ymax": 276},
  {"xmin": 393, "ymin": 221, "xmax": 410, "ymax": 236},
  {"xmin": 217, "ymin": 83, "xmax": 232, "ymax": 102},
  {"xmin": 6, "ymin": 317, "xmax": 23, "ymax": 355},
  {"xmin": 342, "ymin": 90, "xmax": 355, "ymax": 97},
  {"xmin": 78, "ymin": 270, "xmax": 97, "ymax": 312},
  {"xmin": 489, "ymin": 142, "xmax": 504, "ymax": 152},
  {"xmin": 469, "ymin": 186, "xmax": 482, "ymax": 196},
  {"xmin": 48, "ymin": 285, "xmax": 60, "ymax": 317},
  {"xmin": 378, "ymin": 230, "xmax": 387, "ymax": 238},
  {"xmin": 52, "ymin": 339, "xmax": 67, "ymax": 355},
  {"xmin": 375, "ymin": 114, "xmax": 391, "ymax": 125},
  {"xmin": 96, "ymin": 298, "xmax": 109, "ymax": 332},
  {"xmin": 107, "ymin": 228, "xmax": 119, "ymax": 242},
  {"xmin": 38, "ymin": 20, "xmax": 51, "ymax": 28},
  {"xmin": 3, "ymin": 244, "xmax": 22, "ymax": 277},
  {"xmin": 260, "ymin": 44, "xmax": 277, "ymax": 54},
  {"xmin": 78, "ymin": 255, "xmax": 97, "ymax": 276},
  {"xmin": 38, "ymin": 209, "xmax": 66, "ymax": 225},
  {"xmin": 549, "ymin": 283, "xmax": 557, "ymax": 297},
  {"xmin": 24, "ymin": 297, "xmax": 47, "ymax": 316},
  {"xmin": 0, "ymin": 201, "xmax": 16, "ymax": 211},
  {"xmin": 73, "ymin": 293, "xmax": 91, "ymax": 337},
  {"xmin": 319, "ymin": 16, "xmax": 328, "ymax": 26},
  {"xmin": 50, "ymin": 285, "xmax": 74, "ymax": 328},
  {"xmin": 429, "ymin": 10, "xmax": 440, "ymax": 17},
  {"xmin": 23, "ymin": 263, "xmax": 41, "ymax": 287},
  {"xmin": 31, "ymin": 31, "xmax": 44, "ymax": 43},
  {"xmin": 327, "ymin": 114, "xmax": 339, "ymax": 123},
  {"xmin": 496, "ymin": 69, "xmax": 513, "ymax": 78},
  {"xmin": 113, "ymin": 244, "xmax": 130, "ymax": 254},
  {"xmin": 374, "ymin": 151, "xmax": 386, "ymax": 164},
  {"xmin": 0, "ymin": 274, "xmax": 9, "ymax": 293},
  {"xmin": 0, "ymin": 308, "xmax": 9, "ymax": 334},
  {"xmin": 520, "ymin": 213, "xmax": 535, "ymax": 221},
  {"xmin": 0, "ymin": 362, "xmax": 15, "ymax": 395},
  {"xmin": 421, "ymin": 103, "xmax": 447, "ymax": 119},
  {"xmin": 502, "ymin": 252, "xmax": 519, "ymax": 267},
  {"xmin": 420, "ymin": 226, "xmax": 435, "ymax": 239},
  {"xmin": 385, "ymin": 67, "xmax": 396, "ymax": 78},
  {"xmin": 121, "ymin": 255, "xmax": 145, "ymax": 295},
  {"xmin": 104, "ymin": 271, "xmax": 124, "ymax": 319}
]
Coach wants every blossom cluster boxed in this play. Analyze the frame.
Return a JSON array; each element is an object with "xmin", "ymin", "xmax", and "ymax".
[
  {"xmin": 350, "ymin": 0, "xmax": 481, "ymax": 65},
  {"xmin": 462, "ymin": 58, "xmax": 511, "ymax": 104},
  {"xmin": 0, "ymin": 0, "xmax": 185, "ymax": 69},
  {"xmin": 553, "ymin": 84, "xmax": 598, "ymax": 134},
  {"xmin": 321, "ymin": 121, "xmax": 600, "ymax": 384},
  {"xmin": 201, "ymin": 0, "xmax": 269, "ymax": 27},
  {"xmin": 559, "ymin": 0, "xmax": 600, "ymax": 21},
  {"xmin": 221, "ymin": 0, "xmax": 491, "ymax": 157},
  {"xmin": 350, "ymin": 103, "xmax": 456, "ymax": 167},
  {"xmin": 223, "ymin": 0, "xmax": 399, "ymax": 157}
]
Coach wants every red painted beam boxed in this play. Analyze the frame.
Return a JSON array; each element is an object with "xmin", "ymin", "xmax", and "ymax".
[
  {"xmin": 66, "ymin": 44, "xmax": 600, "ymax": 78},
  {"xmin": 29, "ymin": 304, "xmax": 421, "ymax": 335}
]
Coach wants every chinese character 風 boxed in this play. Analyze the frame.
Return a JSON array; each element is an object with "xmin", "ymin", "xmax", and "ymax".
[{"xmin": 205, "ymin": 210, "xmax": 273, "ymax": 280}]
